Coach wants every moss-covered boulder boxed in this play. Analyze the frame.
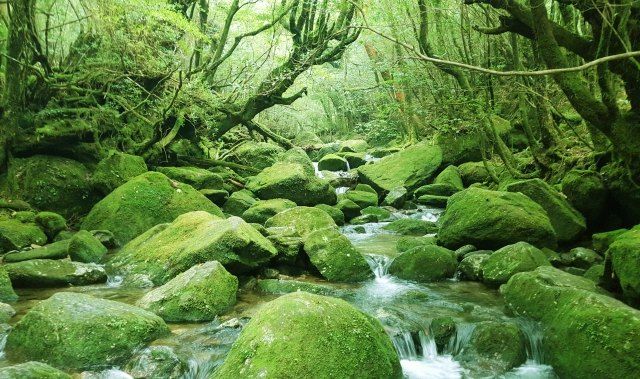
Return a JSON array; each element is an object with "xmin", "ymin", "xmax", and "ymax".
[
  {"xmin": 505, "ymin": 179, "xmax": 586, "ymax": 243},
  {"xmin": 414, "ymin": 183, "xmax": 459, "ymax": 198},
  {"xmin": 111, "ymin": 211, "xmax": 276, "ymax": 284},
  {"xmin": 241, "ymin": 198, "xmax": 296, "ymax": 224},
  {"xmin": 434, "ymin": 165, "xmax": 464, "ymax": 190},
  {"xmin": 34, "ymin": 212, "xmax": 67, "ymax": 240},
  {"xmin": 455, "ymin": 321, "xmax": 526, "ymax": 376},
  {"xmin": 592, "ymin": 228, "xmax": 628, "ymax": 254},
  {"xmin": 340, "ymin": 152, "xmax": 367, "ymax": 169},
  {"xmin": 438, "ymin": 188, "xmax": 557, "ymax": 250},
  {"xmin": 388, "ymin": 245, "xmax": 457, "ymax": 282},
  {"xmin": 457, "ymin": 161, "xmax": 506, "ymax": 187},
  {"xmin": 382, "ymin": 186, "xmax": 407, "ymax": 208},
  {"xmin": 357, "ymin": 143, "xmax": 443, "ymax": 193},
  {"xmin": 278, "ymin": 147, "xmax": 315, "ymax": 174},
  {"xmin": 396, "ymin": 236, "xmax": 436, "ymax": 253},
  {"xmin": 560, "ymin": 247, "xmax": 602, "ymax": 269},
  {"xmin": 339, "ymin": 139, "xmax": 369, "ymax": 153},
  {"xmin": 561, "ymin": 169, "xmax": 607, "ymax": 225},
  {"xmin": 264, "ymin": 206, "xmax": 337, "ymax": 238},
  {"xmin": 81, "ymin": 172, "xmax": 223, "ymax": 245},
  {"xmin": 229, "ymin": 142, "xmax": 285, "ymax": 172},
  {"xmin": 0, "ymin": 220, "xmax": 47, "ymax": 253},
  {"xmin": 343, "ymin": 189, "xmax": 378, "ymax": 209},
  {"xmin": 600, "ymin": 162, "xmax": 640, "ymax": 224},
  {"xmin": 501, "ymin": 266, "xmax": 640, "ymax": 378},
  {"xmin": 609, "ymin": 228, "xmax": 640, "ymax": 306},
  {"xmin": 222, "ymin": 189, "xmax": 257, "ymax": 216},
  {"xmin": 200, "ymin": 188, "xmax": 229, "ymax": 205},
  {"xmin": 124, "ymin": 346, "xmax": 187, "ymax": 379},
  {"xmin": 318, "ymin": 154, "xmax": 349, "ymax": 171},
  {"xmin": 335, "ymin": 198, "xmax": 361, "ymax": 221},
  {"xmin": 0, "ymin": 301, "xmax": 16, "ymax": 322},
  {"xmin": 361, "ymin": 206, "xmax": 392, "ymax": 222},
  {"xmin": 3, "ymin": 239, "xmax": 70, "ymax": 263},
  {"xmin": 68, "ymin": 230, "xmax": 107, "ymax": 263},
  {"xmin": 4, "ymin": 259, "xmax": 107, "ymax": 287},
  {"xmin": 458, "ymin": 254, "xmax": 490, "ymax": 281},
  {"xmin": 436, "ymin": 116, "xmax": 511, "ymax": 165},
  {"xmin": 6, "ymin": 155, "xmax": 99, "ymax": 218},
  {"xmin": 416, "ymin": 194, "xmax": 449, "ymax": 208},
  {"xmin": 0, "ymin": 267, "xmax": 18, "ymax": 302},
  {"xmin": 256, "ymin": 279, "xmax": 342, "ymax": 296},
  {"xmin": 155, "ymin": 166, "xmax": 223, "ymax": 190},
  {"xmin": 137, "ymin": 261, "xmax": 238, "ymax": 322},
  {"xmin": 214, "ymin": 292, "xmax": 402, "ymax": 378},
  {"xmin": 266, "ymin": 228, "xmax": 304, "ymax": 264},
  {"xmin": 303, "ymin": 228, "xmax": 373, "ymax": 282},
  {"xmin": 482, "ymin": 242, "xmax": 550, "ymax": 285},
  {"xmin": 0, "ymin": 362, "xmax": 71, "ymax": 379},
  {"xmin": 383, "ymin": 218, "xmax": 438, "ymax": 236},
  {"xmin": 92, "ymin": 151, "xmax": 148, "ymax": 195},
  {"xmin": 314, "ymin": 204, "xmax": 345, "ymax": 226},
  {"xmin": 246, "ymin": 163, "xmax": 336, "ymax": 206},
  {"xmin": 6, "ymin": 292, "xmax": 169, "ymax": 371}
]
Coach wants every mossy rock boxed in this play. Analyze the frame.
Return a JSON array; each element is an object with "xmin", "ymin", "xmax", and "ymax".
[
  {"xmin": 388, "ymin": 245, "xmax": 457, "ymax": 282},
  {"xmin": 600, "ymin": 162, "xmax": 640, "ymax": 224},
  {"xmin": 482, "ymin": 242, "xmax": 550, "ymax": 285},
  {"xmin": 314, "ymin": 204, "xmax": 345, "ymax": 226},
  {"xmin": 350, "ymin": 214, "xmax": 378, "ymax": 225},
  {"xmin": 505, "ymin": 179, "xmax": 586, "ymax": 243},
  {"xmin": 34, "ymin": 212, "xmax": 67, "ymax": 240},
  {"xmin": 458, "ymin": 254, "xmax": 490, "ymax": 281},
  {"xmin": 355, "ymin": 183, "xmax": 378, "ymax": 194},
  {"xmin": 5, "ymin": 292, "xmax": 169, "ymax": 371},
  {"xmin": 256, "ymin": 279, "xmax": 342, "ymax": 296},
  {"xmin": 6, "ymin": 155, "xmax": 100, "ymax": 218},
  {"xmin": 4, "ymin": 259, "xmax": 107, "ymax": 287},
  {"xmin": 436, "ymin": 116, "xmax": 511, "ymax": 165},
  {"xmin": 0, "ymin": 302, "xmax": 16, "ymax": 323},
  {"xmin": 266, "ymin": 228, "xmax": 304, "ymax": 264},
  {"xmin": 457, "ymin": 161, "xmax": 507, "ymax": 187},
  {"xmin": 92, "ymin": 151, "xmax": 148, "ymax": 195},
  {"xmin": 416, "ymin": 194, "xmax": 449, "ymax": 208},
  {"xmin": 414, "ymin": 183, "xmax": 459, "ymax": 198},
  {"xmin": 264, "ymin": 206, "xmax": 337, "ymax": 238},
  {"xmin": 383, "ymin": 219, "xmax": 438, "ymax": 236},
  {"xmin": 339, "ymin": 152, "xmax": 367, "ymax": 169},
  {"xmin": 382, "ymin": 187, "xmax": 407, "ymax": 208},
  {"xmin": 3, "ymin": 239, "xmax": 70, "ymax": 263},
  {"xmin": 339, "ymin": 139, "xmax": 369, "ymax": 153},
  {"xmin": 303, "ymin": 228, "xmax": 374, "ymax": 282},
  {"xmin": 342, "ymin": 190, "xmax": 378, "ymax": 209},
  {"xmin": 214, "ymin": 292, "xmax": 402, "ymax": 379},
  {"xmin": 241, "ymin": 198, "xmax": 297, "ymax": 225},
  {"xmin": 609, "ymin": 228, "xmax": 640, "ymax": 306},
  {"xmin": 584, "ymin": 264, "xmax": 605, "ymax": 282},
  {"xmin": 0, "ymin": 220, "xmax": 47, "ymax": 253},
  {"xmin": 68, "ymin": 230, "xmax": 107, "ymax": 263},
  {"xmin": 278, "ymin": 147, "xmax": 315, "ymax": 175},
  {"xmin": 155, "ymin": 166, "xmax": 223, "ymax": 190},
  {"xmin": 438, "ymin": 188, "xmax": 557, "ymax": 250},
  {"xmin": 335, "ymin": 199, "xmax": 361, "ymax": 221},
  {"xmin": 0, "ymin": 362, "xmax": 71, "ymax": 379},
  {"xmin": 229, "ymin": 142, "xmax": 285, "ymax": 173},
  {"xmin": 246, "ymin": 163, "xmax": 336, "ymax": 206},
  {"xmin": 318, "ymin": 154, "xmax": 349, "ymax": 171},
  {"xmin": 81, "ymin": 172, "xmax": 223, "ymax": 245},
  {"xmin": 0, "ymin": 267, "xmax": 18, "ymax": 302},
  {"xmin": 137, "ymin": 261, "xmax": 238, "ymax": 322},
  {"xmin": 223, "ymin": 189, "xmax": 257, "ymax": 216},
  {"xmin": 501, "ymin": 266, "xmax": 640, "ymax": 378},
  {"xmin": 357, "ymin": 143, "xmax": 443, "ymax": 193},
  {"xmin": 592, "ymin": 228, "xmax": 627, "ymax": 254},
  {"xmin": 111, "ymin": 211, "xmax": 277, "ymax": 284},
  {"xmin": 396, "ymin": 236, "xmax": 436, "ymax": 253},
  {"xmin": 12, "ymin": 211, "xmax": 35, "ymax": 223},
  {"xmin": 430, "ymin": 317, "xmax": 456, "ymax": 353},
  {"xmin": 561, "ymin": 169, "xmax": 607, "ymax": 225},
  {"xmin": 361, "ymin": 206, "xmax": 392, "ymax": 222},
  {"xmin": 124, "ymin": 346, "xmax": 187, "ymax": 379},
  {"xmin": 560, "ymin": 247, "xmax": 602, "ymax": 269},
  {"xmin": 434, "ymin": 165, "xmax": 464, "ymax": 190}
]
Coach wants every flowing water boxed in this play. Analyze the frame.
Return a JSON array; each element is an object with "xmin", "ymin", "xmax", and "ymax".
[{"xmin": 0, "ymin": 205, "xmax": 557, "ymax": 378}]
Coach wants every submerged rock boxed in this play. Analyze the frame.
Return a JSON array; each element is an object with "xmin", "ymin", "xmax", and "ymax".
[
  {"xmin": 111, "ymin": 211, "xmax": 276, "ymax": 284},
  {"xmin": 6, "ymin": 292, "xmax": 169, "ymax": 371},
  {"xmin": 246, "ymin": 163, "xmax": 336, "ymax": 206},
  {"xmin": 4, "ymin": 259, "xmax": 107, "ymax": 287},
  {"xmin": 214, "ymin": 292, "xmax": 402, "ymax": 378},
  {"xmin": 265, "ymin": 206, "xmax": 337, "ymax": 238},
  {"xmin": 388, "ymin": 245, "xmax": 457, "ymax": 282},
  {"xmin": 68, "ymin": 230, "xmax": 107, "ymax": 263},
  {"xmin": 137, "ymin": 261, "xmax": 238, "ymax": 322},
  {"xmin": 0, "ymin": 361, "xmax": 71, "ymax": 379},
  {"xmin": 82, "ymin": 171, "xmax": 223, "ymax": 245},
  {"xmin": 501, "ymin": 266, "xmax": 640, "ymax": 378},
  {"xmin": 438, "ymin": 188, "xmax": 557, "ymax": 250},
  {"xmin": 303, "ymin": 228, "xmax": 373, "ymax": 282},
  {"xmin": 92, "ymin": 151, "xmax": 148, "ymax": 195},
  {"xmin": 357, "ymin": 143, "xmax": 443, "ymax": 193},
  {"xmin": 505, "ymin": 179, "xmax": 586, "ymax": 243},
  {"xmin": 156, "ymin": 166, "xmax": 224, "ymax": 190},
  {"xmin": 482, "ymin": 242, "xmax": 550, "ymax": 285},
  {"xmin": 241, "ymin": 198, "xmax": 296, "ymax": 224}
]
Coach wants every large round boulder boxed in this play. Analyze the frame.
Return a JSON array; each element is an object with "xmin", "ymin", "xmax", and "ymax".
[
  {"xmin": 214, "ymin": 292, "xmax": 402, "ymax": 378},
  {"xmin": 0, "ymin": 220, "xmax": 47, "ymax": 253},
  {"xmin": 92, "ymin": 151, "xmax": 148, "ymax": 195},
  {"xmin": 438, "ymin": 188, "xmax": 557, "ymax": 250},
  {"xmin": 482, "ymin": 242, "xmax": 550, "ymax": 285},
  {"xmin": 81, "ymin": 171, "xmax": 223, "ymax": 245},
  {"xmin": 264, "ymin": 206, "xmax": 337, "ymax": 238},
  {"xmin": 388, "ymin": 245, "xmax": 457, "ymax": 282},
  {"xmin": 5, "ymin": 292, "xmax": 169, "ymax": 371},
  {"xmin": 229, "ymin": 142, "xmax": 285, "ymax": 172}
]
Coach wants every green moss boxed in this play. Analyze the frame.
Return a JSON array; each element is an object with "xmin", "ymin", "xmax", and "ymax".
[
  {"xmin": 339, "ymin": 139, "xmax": 369, "ymax": 153},
  {"xmin": 339, "ymin": 152, "xmax": 367, "ymax": 169},
  {"xmin": 388, "ymin": 245, "xmax": 457, "ymax": 282},
  {"xmin": 314, "ymin": 204, "xmax": 345, "ymax": 226},
  {"xmin": 246, "ymin": 163, "xmax": 336, "ymax": 206},
  {"xmin": 92, "ymin": 151, "xmax": 148, "ymax": 195},
  {"xmin": 505, "ymin": 179, "xmax": 586, "ymax": 243},
  {"xmin": 0, "ymin": 267, "xmax": 18, "ymax": 302},
  {"xmin": 155, "ymin": 166, "xmax": 223, "ymax": 190},
  {"xmin": 350, "ymin": 214, "xmax": 378, "ymax": 224},
  {"xmin": 457, "ymin": 161, "xmax": 507, "ymax": 187},
  {"xmin": 318, "ymin": 154, "xmax": 349, "ymax": 171},
  {"xmin": 584, "ymin": 264, "xmax": 605, "ymax": 282},
  {"xmin": 414, "ymin": 183, "xmax": 459, "ymax": 198},
  {"xmin": 482, "ymin": 242, "xmax": 550, "ymax": 285},
  {"xmin": 265, "ymin": 206, "xmax": 337, "ymax": 238},
  {"xmin": 214, "ymin": 292, "xmax": 402, "ymax": 379},
  {"xmin": 241, "ymin": 198, "xmax": 297, "ymax": 224},
  {"xmin": 416, "ymin": 195, "xmax": 449, "ymax": 208},
  {"xmin": 200, "ymin": 189, "xmax": 229, "ymax": 205},
  {"xmin": 336, "ymin": 199, "xmax": 361, "ymax": 221},
  {"xmin": 343, "ymin": 190, "xmax": 378, "ymax": 209},
  {"xmin": 396, "ymin": 236, "xmax": 436, "ymax": 253},
  {"xmin": 501, "ymin": 266, "xmax": 640, "ymax": 378},
  {"xmin": 459, "ymin": 254, "xmax": 490, "ymax": 281},
  {"xmin": 434, "ymin": 165, "xmax": 463, "ymax": 190},
  {"xmin": 361, "ymin": 206, "xmax": 392, "ymax": 221},
  {"xmin": 561, "ymin": 170, "xmax": 607, "ymax": 223},
  {"xmin": 357, "ymin": 143, "xmax": 443, "ymax": 193},
  {"xmin": 6, "ymin": 292, "xmax": 169, "ymax": 371},
  {"xmin": 592, "ymin": 228, "xmax": 627, "ymax": 254},
  {"xmin": 0, "ymin": 362, "xmax": 71, "ymax": 379},
  {"xmin": 3, "ymin": 239, "xmax": 70, "ymax": 263},
  {"xmin": 382, "ymin": 187, "xmax": 407, "ymax": 208},
  {"xmin": 124, "ymin": 346, "xmax": 187, "ymax": 379},
  {"xmin": 4, "ymin": 259, "xmax": 107, "ymax": 287},
  {"xmin": 303, "ymin": 228, "xmax": 373, "ymax": 282},
  {"xmin": 34, "ymin": 212, "xmax": 67, "ymax": 240},
  {"xmin": 81, "ymin": 172, "xmax": 223, "ymax": 245},
  {"xmin": 383, "ymin": 218, "xmax": 438, "ymax": 236},
  {"xmin": 111, "ymin": 212, "xmax": 277, "ymax": 284},
  {"xmin": 137, "ymin": 261, "xmax": 238, "ymax": 322},
  {"xmin": 223, "ymin": 189, "xmax": 257, "ymax": 216},
  {"xmin": 230, "ymin": 142, "xmax": 285, "ymax": 173},
  {"xmin": 560, "ymin": 247, "xmax": 602, "ymax": 269},
  {"xmin": 12, "ymin": 211, "xmax": 35, "ymax": 223},
  {"xmin": 609, "ymin": 228, "xmax": 640, "ymax": 306},
  {"xmin": 68, "ymin": 230, "xmax": 107, "ymax": 263},
  {"xmin": 0, "ymin": 220, "xmax": 47, "ymax": 253},
  {"xmin": 257, "ymin": 279, "xmax": 343, "ymax": 296},
  {"xmin": 438, "ymin": 188, "xmax": 557, "ymax": 250},
  {"xmin": 355, "ymin": 183, "xmax": 378, "ymax": 194}
]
